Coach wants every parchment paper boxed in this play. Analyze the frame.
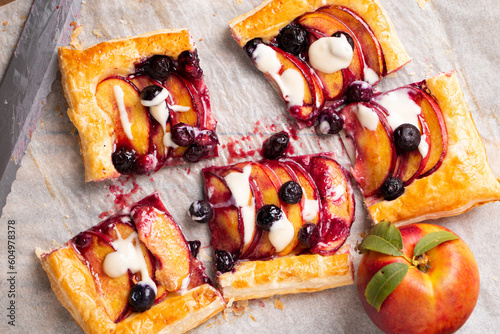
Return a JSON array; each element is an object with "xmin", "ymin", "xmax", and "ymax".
[{"xmin": 0, "ymin": 0, "xmax": 499, "ymax": 333}]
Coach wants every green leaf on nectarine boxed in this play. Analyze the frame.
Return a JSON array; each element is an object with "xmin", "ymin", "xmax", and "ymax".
[
  {"xmin": 413, "ymin": 231, "xmax": 458, "ymax": 257},
  {"xmin": 365, "ymin": 262, "xmax": 408, "ymax": 312},
  {"xmin": 359, "ymin": 220, "xmax": 404, "ymax": 256}
]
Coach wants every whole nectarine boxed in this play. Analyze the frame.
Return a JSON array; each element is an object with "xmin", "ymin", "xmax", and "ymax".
[{"xmin": 357, "ymin": 223, "xmax": 479, "ymax": 334}]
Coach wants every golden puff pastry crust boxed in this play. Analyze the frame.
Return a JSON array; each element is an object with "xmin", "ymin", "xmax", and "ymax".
[
  {"xmin": 229, "ymin": 0, "xmax": 410, "ymax": 73},
  {"xmin": 218, "ymin": 249, "xmax": 354, "ymax": 302},
  {"xmin": 368, "ymin": 72, "xmax": 500, "ymax": 225},
  {"xmin": 59, "ymin": 29, "xmax": 216, "ymax": 181},
  {"xmin": 39, "ymin": 246, "xmax": 225, "ymax": 334}
]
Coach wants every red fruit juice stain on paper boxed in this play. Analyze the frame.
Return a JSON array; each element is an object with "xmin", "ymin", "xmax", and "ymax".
[
  {"xmin": 99, "ymin": 176, "xmax": 142, "ymax": 219},
  {"xmin": 223, "ymin": 136, "xmax": 259, "ymax": 163}
]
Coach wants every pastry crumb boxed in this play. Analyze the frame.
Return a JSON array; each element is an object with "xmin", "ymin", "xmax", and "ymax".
[
  {"xmin": 493, "ymin": 276, "xmax": 498, "ymax": 281},
  {"xmin": 69, "ymin": 21, "xmax": 82, "ymax": 50},
  {"xmin": 120, "ymin": 19, "xmax": 128, "ymax": 25},
  {"xmin": 274, "ymin": 298, "xmax": 284, "ymax": 310},
  {"xmin": 416, "ymin": 0, "xmax": 429, "ymax": 10},
  {"xmin": 386, "ymin": 73, "xmax": 398, "ymax": 78},
  {"xmin": 232, "ymin": 300, "xmax": 249, "ymax": 316},
  {"xmin": 3, "ymin": 22, "xmax": 7, "ymax": 26},
  {"xmin": 65, "ymin": 215, "xmax": 70, "ymax": 219},
  {"xmin": 409, "ymin": 72, "xmax": 416, "ymax": 76},
  {"xmin": 249, "ymin": 314, "xmax": 257, "ymax": 322},
  {"xmin": 200, "ymin": 248, "xmax": 213, "ymax": 262},
  {"xmin": 92, "ymin": 29, "xmax": 102, "ymax": 38},
  {"xmin": 199, "ymin": 38, "xmax": 203, "ymax": 41}
]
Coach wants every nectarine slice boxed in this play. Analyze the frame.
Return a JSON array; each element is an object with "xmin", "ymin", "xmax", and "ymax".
[
  {"xmin": 96, "ymin": 77, "xmax": 150, "ymax": 155},
  {"xmin": 340, "ymin": 103, "xmax": 396, "ymax": 196},
  {"xmin": 131, "ymin": 205, "xmax": 190, "ymax": 292},
  {"xmin": 262, "ymin": 160, "xmax": 305, "ymax": 256},
  {"xmin": 75, "ymin": 232, "xmax": 131, "ymax": 322},
  {"xmin": 203, "ymin": 171, "xmax": 243, "ymax": 255}
]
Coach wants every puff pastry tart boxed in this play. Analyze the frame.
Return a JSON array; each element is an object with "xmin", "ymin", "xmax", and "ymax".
[
  {"xmin": 229, "ymin": 0, "xmax": 410, "ymax": 128},
  {"xmin": 338, "ymin": 71, "xmax": 500, "ymax": 225},
  {"xmin": 38, "ymin": 192, "xmax": 225, "ymax": 334},
  {"xmin": 59, "ymin": 29, "xmax": 218, "ymax": 182},
  {"xmin": 197, "ymin": 152, "xmax": 355, "ymax": 301}
]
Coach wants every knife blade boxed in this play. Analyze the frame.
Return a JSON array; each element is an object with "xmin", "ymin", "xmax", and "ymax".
[{"xmin": 0, "ymin": 0, "xmax": 82, "ymax": 217}]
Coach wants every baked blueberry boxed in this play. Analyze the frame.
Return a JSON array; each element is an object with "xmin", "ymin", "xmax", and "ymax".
[
  {"xmin": 72, "ymin": 232, "xmax": 93, "ymax": 250},
  {"xmin": 112, "ymin": 148, "xmax": 137, "ymax": 174},
  {"xmin": 188, "ymin": 200, "xmax": 214, "ymax": 224},
  {"xmin": 183, "ymin": 144, "xmax": 210, "ymax": 163},
  {"xmin": 277, "ymin": 24, "xmax": 308, "ymax": 55},
  {"xmin": 263, "ymin": 131, "xmax": 290, "ymax": 159},
  {"xmin": 177, "ymin": 50, "xmax": 203, "ymax": 79},
  {"xmin": 145, "ymin": 55, "xmax": 173, "ymax": 81},
  {"xmin": 346, "ymin": 81, "xmax": 373, "ymax": 103},
  {"xmin": 393, "ymin": 123, "xmax": 421, "ymax": 153},
  {"xmin": 381, "ymin": 177, "xmax": 405, "ymax": 201},
  {"xmin": 188, "ymin": 240, "xmax": 201, "ymax": 258},
  {"xmin": 256, "ymin": 204, "xmax": 282, "ymax": 231},
  {"xmin": 140, "ymin": 85, "xmax": 163, "ymax": 102},
  {"xmin": 244, "ymin": 38, "xmax": 263, "ymax": 56},
  {"xmin": 279, "ymin": 181, "xmax": 303, "ymax": 204},
  {"xmin": 171, "ymin": 123, "xmax": 195, "ymax": 147},
  {"xmin": 194, "ymin": 129, "xmax": 219, "ymax": 147},
  {"xmin": 332, "ymin": 31, "xmax": 355, "ymax": 50},
  {"xmin": 215, "ymin": 250, "xmax": 234, "ymax": 273},
  {"xmin": 318, "ymin": 109, "xmax": 344, "ymax": 135},
  {"xmin": 297, "ymin": 223, "xmax": 319, "ymax": 249},
  {"xmin": 128, "ymin": 282, "xmax": 156, "ymax": 312}
]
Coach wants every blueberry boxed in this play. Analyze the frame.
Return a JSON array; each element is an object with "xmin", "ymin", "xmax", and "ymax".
[
  {"xmin": 140, "ymin": 85, "xmax": 163, "ymax": 102},
  {"xmin": 332, "ymin": 31, "xmax": 355, "ymax": 50},
  {"xmin": 318, "ymin": 109, "xmax": 344, "ymax": 135},
  {"xmin": 277, "ymin": 24, "xmax": 308, "ymax": 55},
  {"xmin": 183, "ymin": 144, "xmax": 210, "ymax": 163},
  {"xmin": 194, "ymin": 129, "xmax": 219, "ymax": 147},
  {"xmin": 188, "ymin": 200, "xmax": 214, "ymax": 224},
  {"xmin": 262, "ymin": 131, "xmax": 289, "ymax": 159},
  {"xmin": 256, "ymin": 204, "xmax": 282, "ymax": 231},
  {"xmin": 177, "ymin": 50, "xmax": 203, "ymax": 79},
  {"xmin": 244, "ymin": 38, "xmax": 263, "ymax": 57},
  {"xmin": 134, "ymin": 154, "xmax": 157, "ymax": 174},
  {"xmin": 188, "ymin": 240, "xmax": 201, "ymax": 258},
  {"xmin": 381, "ymin": 177, "xmax": 405, "ymax": 201},
  {"xmin": 297, "ymin": 223, "xmax": 319, "ymax": 249},
  {"xmin": 171, "ymin": 123, "xmax": 195, "ymax": 147},
  {"xmin": 112, "ymin": 148, "xmax": 137, "ymax": 174},
  {"xmin": 145, "ymin": 55, "xmax": 173, "ymax": 81},
  {"xmin": 346, "ymin": 81, "xmax": 373, "ymax": 103},
  {"xmin": 72, "ymin": 232, "xmax": 93, "ymax": 250},
  {"xmin": 393, "ymin": 123, "xmax": 421, "ymax": 153},
  {"xmin": 128, "ymin": 282, "xmax": 156, "ymax": 312},
  {"xmin": 279, "ymin": 181, "xmax": 303, "ymax": 204},
  {"xmin": 215, "ymin": 250, "xmax": 234, "ymax": 273}
]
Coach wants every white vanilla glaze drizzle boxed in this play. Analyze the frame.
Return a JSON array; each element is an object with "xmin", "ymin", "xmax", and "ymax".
[
  {"xmin": 356, "ymin": 104, "xmax": 379, "ymax": 131},
  {"xmin": 113, "ymin": 85, "xmax": 134, "ymax": 140},
  {"xmin": 419, "ymin": 133, "xmax": 429, "ymax": 158},
  {"xmin": 319, "ymin": 120, "xmax": 331, "ymax": 134},
  {"xmin": 224, "ymin": 164, "xmax": 255, "ymax": 247},
  {"xmin": 103, "ymin": 230, "xmax": 157, "ymax": 294},
  {"xmin": 363, "ymin": 66, "xmax": 379, "ymax": 85},
  {"xmin": 375, "ymin": 90, "xmax": 427, "ymax": 156},
  {"xmin": 140, "ymin": 87, "xmax": 190, "ymax": 150},
  {"xmin": 302, "ymin": 197, "xmax": 319, "ymax": 222},
  {"xmin": 253, "ymin": 43, "xmax": 305, "ymax": 107},
  {"xmin": 268, "ymin": 214, "xmax": 295, "ymax": 252},
  {"xmin": 308, "ymin": 34, "xmax": 353, "ymax": 74}
]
